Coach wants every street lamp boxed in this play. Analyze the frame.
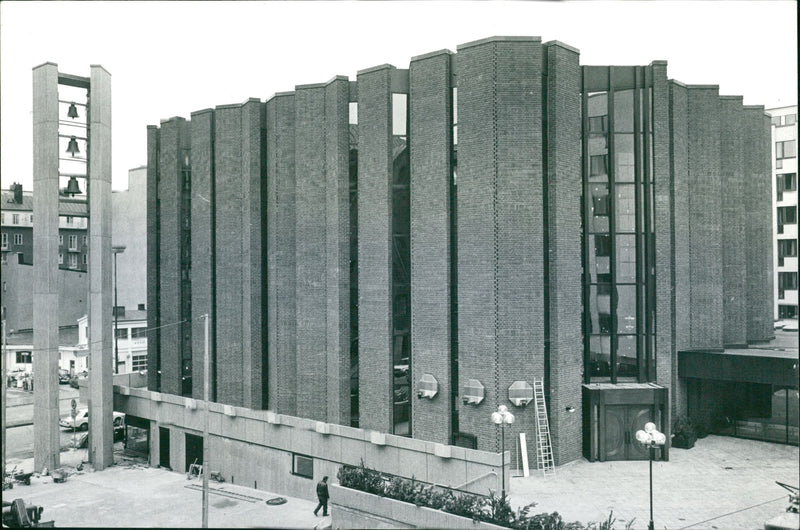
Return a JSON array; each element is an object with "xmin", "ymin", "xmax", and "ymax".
[
  {"xmin": 635, "ymin": 422, "xmax": 667, "ymax": 530},
  {"xmin": 111, "ymin": 245, "xmax": 126, "ymax": 374},
  {"xmin": 491, "ymin": 404, "xmax": 515, "ymax": 499}
]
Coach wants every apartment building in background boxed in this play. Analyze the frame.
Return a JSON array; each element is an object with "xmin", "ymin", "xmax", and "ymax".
[{"xmin": 768, "ymin": 105, "xmax": 798, "ymax": 320}]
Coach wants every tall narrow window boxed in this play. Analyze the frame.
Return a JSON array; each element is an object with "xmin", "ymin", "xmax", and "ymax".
[{"xmin": 583, "ymin": 69, "xmax": 655, "ymax": 384}]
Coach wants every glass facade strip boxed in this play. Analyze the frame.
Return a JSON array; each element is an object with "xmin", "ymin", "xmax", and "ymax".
[{"xmin": 583, "ymin": 66, "xmax": 657, "ymax": 384}]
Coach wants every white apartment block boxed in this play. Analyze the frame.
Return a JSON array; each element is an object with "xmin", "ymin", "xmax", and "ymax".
[{"xmin": 769, "ymin": 105, "xmax": 798, "ymax": 320}]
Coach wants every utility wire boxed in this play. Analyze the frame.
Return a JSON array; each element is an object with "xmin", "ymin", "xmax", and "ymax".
[{"xmin": 677, "ymin": 496, "xmax": 786, "ymax": 529}]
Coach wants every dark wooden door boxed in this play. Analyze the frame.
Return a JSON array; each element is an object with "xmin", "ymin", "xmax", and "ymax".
[
  {"xmin": 159, "ymin": 427, "xmax": 170, "ymax": 469},
  {"xmin": 604, "ymin": 405, "xmax": 653, "ymax": 461}
]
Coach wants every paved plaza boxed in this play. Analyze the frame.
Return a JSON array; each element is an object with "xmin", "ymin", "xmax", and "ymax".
[{"xmin": 4, "ymin": 434, "xmax": 797, "ymax": 528}]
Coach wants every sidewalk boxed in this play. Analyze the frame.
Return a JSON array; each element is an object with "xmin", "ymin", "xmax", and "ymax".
[
  {"xmin": 508, "ymin": 435, "xmax": 799, "ymax": 529},
  {"xmin": 4, "ymin": 450, "xmax": 330, "ymax": 529},
  {"xmin": 3, "ymin": 435, "xmax": 796, "ymax": 529}
]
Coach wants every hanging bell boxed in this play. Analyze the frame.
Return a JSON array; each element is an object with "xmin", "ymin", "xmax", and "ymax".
[
  {"xmin": 64, "ymin": 176, "xmax": 81, "ymax": 196},
  {"xmin": 66, "ymin": 136, "xmax": 80, "ymax": 157},
  {"xmin": 67, "ymin": 102, "xmax": 79, "ymax": 119}
]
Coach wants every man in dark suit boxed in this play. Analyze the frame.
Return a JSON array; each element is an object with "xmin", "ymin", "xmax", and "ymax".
[{"xmin": 314, "ymin": 476, "xmax": 329, "ymax": 517}]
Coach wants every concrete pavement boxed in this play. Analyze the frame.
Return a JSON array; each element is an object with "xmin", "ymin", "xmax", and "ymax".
[
  {"xmin": 3, "ymin": 435, "xmax": 796, "ymax": 529},
  {"xmin": 508, "ymin": 435, "xmax": 799, "ymax": 529}
]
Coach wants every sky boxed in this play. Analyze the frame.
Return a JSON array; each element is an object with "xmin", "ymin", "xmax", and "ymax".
[{"xmin": 1, "ymin": 1, "xmax": 797, "ymax": 192}]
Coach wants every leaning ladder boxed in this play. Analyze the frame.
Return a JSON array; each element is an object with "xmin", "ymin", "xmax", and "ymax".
[{"xmin": 533, "ymin": 379, "xmax": 555, "ymax": 476}]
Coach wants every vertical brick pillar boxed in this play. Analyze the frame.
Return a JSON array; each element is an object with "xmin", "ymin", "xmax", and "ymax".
[
  {"xmin": 456, "ymin": 37, "xmax": 543, "ymax": 464},
  {"xmin": 147, "ymin": 125, "xmax": 161, "ymax": 392},
  {"xmin": 325, "ymin": 77, "xmax": 352, "ymax": 425},
  {"xmin": 266, "ymin": 93, "xmax": 297, "ymax": 415},
  {"xmin": 32, "ymin": 62, "xmax": 61, "ymax": 473},
  {"xmin": 686, "ymin": 86, "xmax": 723, "ymax": 350},
  {"xmin": 651, "ymin": 62, "xmax": 675, "ymax": 408},
  {"xmin": 214, "ymin": 104, "xmax": 244, "ymax": 406},
  {"xmin": 190, "ymin": 109, "xmax": 215, "ymax": 401},
  {"xmin": 241, "ymin": 99, "xmax": 266, "ymax": 409},
  {"xmin": 357, "ymin": 64, "xmax": 394, "ymax": 433},
  {"xmin": 744, "ymin": 106, "xmax": 775, "ymax": 343},
  {"xmin": 543, "ymin": 41, "xmax": 582, "ymax": 465},
  {"xmin": 155, "ymin": 117, "xmax": 187, "ymax": 397},
  {"xmin": 669, "ymin": 81, "xmax": 690, "ymax": 413},
  {"xmin": 720, "ymin": 97, "xmax": 747, "ymax": 347},
  {"xmin": 87, "ymin": 65, "xmax": 114, "ymax": 470},
  {"xmin": 409, "ymin": 50, "xmax": 453, "ymax": 444},
  {"xmin": 295, "ymin": 84, "xmax": 328, "ymax": 420}
]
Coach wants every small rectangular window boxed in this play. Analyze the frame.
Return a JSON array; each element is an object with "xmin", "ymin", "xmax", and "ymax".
[
  {"xmin": 14, "ymin": 234, "xmax": 23, "ymax": 245},
  {"xmin": 59, "ymin": 235, "xmax": 64, "ymax": 245},
  {"xmin": 66, "ymin": 216, "xmax": 74, "ymax": 224},
  {"xmin": 131, "ymin": 327, "xmax": 148, "ymax": 338},
  {"xmin": 1, "ymin": 233, "xmax": 7, "ymax": 248},
  {"xmin": 59, "ymin": 253, "xmax": 63, "ymax": 265},
  {"xmin": 771, "ymin": 115, "xmax": 783, "ymax": 127},
  {"xmin": 82, "ymin": 254, "xmax": 87, "ymax": 265},
  {"xmin": 132, "ymin": 354, "xmax": 148, "ymax": 371},
  {"xmin": 778, "ymin": 206, "xmax": 798, "ymax": 226},
  {"xmin": 785, "ymin": 114, "xmax": 797, "ymax": 126},
  {"xmin": 12, "ymin": 214, "xmax": 19, "ymax": 224},
  {"xmin": 590, "ymin": 155, "xmax": 608, "ymax": 177},
  {"xmin": 291, "ymin": 453, "xmax": 314, "ymax": 479},
  {"xmin": 778, "ymin": 239, "xmax": 798, "ymax": 259},
  {"xmin": 116, "ymin": 328, "xmax": 128, "ymax": 340},
  {"xmin": 779, "ymin": 272, "xmax": 798, "ymax": 290},
  {"xmin": 594, "ymin": 235, "xmax": 611, "ymax": 257},
  {"xmin": 16, "ymin": 351, "xmax": 32, "ymax": 364},
  {"xmin": 69, "ymin": 235, "xmax": 78, "ymax": 250},
  {"xmin": 777, "ymin": 140, "xmax": 796, "ymax": 160},
  {"xmin": 588, "ymin": 115, "xmax": 608, "ymax": 134}
]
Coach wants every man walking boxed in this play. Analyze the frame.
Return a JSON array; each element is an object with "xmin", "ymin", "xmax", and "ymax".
[{"xmin": 314, "ymin": 476, "xmax": 329, "ymax": 517}]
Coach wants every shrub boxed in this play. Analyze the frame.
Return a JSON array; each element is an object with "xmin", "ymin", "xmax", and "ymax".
[{"xmin": 337, "ymin": 462, "xmax": 617, "ymax": 529}]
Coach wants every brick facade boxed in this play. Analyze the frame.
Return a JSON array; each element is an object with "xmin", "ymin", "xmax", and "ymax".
[
  {"xmin": 356, "ymin": 65, "xmax": 395, "ymax": 433},
  {"xmin": 146, "ymin": 36, "xmax": 774, "ymax": 466},
  {"xmin": 409, "ymin": 50, "xmax": 453, "ymax": 445}
]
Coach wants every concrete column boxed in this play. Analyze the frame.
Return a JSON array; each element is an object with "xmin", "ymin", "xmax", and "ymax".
[
  {"xmin": 88, "ymin": 65, "xmax": 114, "ymax": 470},
  {"xmin": 357, "ymin": 64, "xmax": 394, "ymax": 433},
  {"xmin": 543, "ymin": 41, "xmax": 582, "ymax": 465},
  {"xmin": 324, "ymin": 77, "xmax": 352, "ymax": 425},
  {"xmin": 408, "ymin": 50, "xmax": 453, "ymax": 445},
  {"xmin": 32, "ymin": 62, "xmax": 61, "ymax": 473}
]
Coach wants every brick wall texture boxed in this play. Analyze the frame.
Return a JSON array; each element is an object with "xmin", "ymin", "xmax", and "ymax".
[
  {"xmin": 409, "ymin": 51, "xmax": 453, "ymax": 445},
  {"xmin": 146, "ymin": 36, "xmax": 774, "ymax": 466},
  {"xmin": 686, "ymin": 87, "xmax": 723, "ymax": 350},
  {"xmin": 720, "ymin": 97, "xmax": 747, "ymax": 347},
  {"xmin": 356, "ymin": 65, "xmax": 394, "ymax": 433},
  {"xmin": 543, "ymin": 42, "xmax": 583, "ymax": 465}
]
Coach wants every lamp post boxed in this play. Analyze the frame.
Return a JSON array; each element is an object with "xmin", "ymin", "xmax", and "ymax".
[
  {"xmin": 111, "ymin": 245, "xmax": 126, "ymax": 374},
  {"xmin": 491, "ymin": 404, "xmax": 515, "ymax": 499},
  {"xmin": 635, "ymin": 422, "xmax": 667, "ymax": 530}
]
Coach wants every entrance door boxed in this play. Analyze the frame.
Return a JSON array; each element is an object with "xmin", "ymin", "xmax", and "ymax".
[
  {"xmin": 159, "ymin": 427, "xmax": 170, "ymax": 469},
  {"xmin": 185, "ymin": 433, "xmax": 204, "ymax": 473},
  {"xmin": 603, "ymin": 405, "xmax": 653, "ymax": 461}
]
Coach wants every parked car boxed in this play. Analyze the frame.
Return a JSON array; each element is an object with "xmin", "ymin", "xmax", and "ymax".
[
  {"xmin": 60, "ymin": 409, "xmax": 125, "ymax": 431},
  {"xmin": 58, "ymin": 369, "xmax": 71, "ymax": 384},
  {"xmin": 68, "ymin": 371, "xmax": 88, "ymax": 389}
]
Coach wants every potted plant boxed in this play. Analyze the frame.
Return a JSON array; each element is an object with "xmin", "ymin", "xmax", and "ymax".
[{"xmin": 672, "ymin": 414, "xmax": 697, "ymax": 449}]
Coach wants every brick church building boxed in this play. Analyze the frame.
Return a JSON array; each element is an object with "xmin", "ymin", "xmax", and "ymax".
[{"xmin": 146, "ymin": 36, "xmax": 773, "ymax": 467}]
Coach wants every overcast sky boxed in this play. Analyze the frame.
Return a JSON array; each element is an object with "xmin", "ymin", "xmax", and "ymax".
[{"xmin": 1, "ymin": 1, "xmax": 796, "ymax": 192}]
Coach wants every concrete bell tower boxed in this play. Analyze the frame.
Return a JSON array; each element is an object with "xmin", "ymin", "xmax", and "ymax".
[{"xmin": 32, "ymin": 63, "xmax": 113, "ymax": 472}]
